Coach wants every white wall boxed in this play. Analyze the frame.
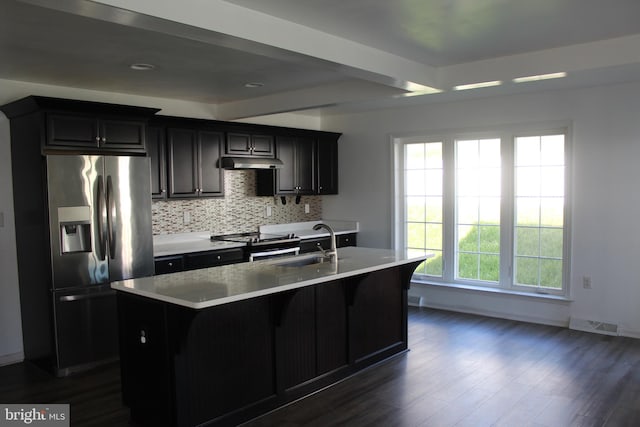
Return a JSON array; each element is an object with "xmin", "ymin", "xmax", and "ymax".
[
  {"xmin": 322, "ymin": 81, "xmax": 640, "ymax": 338},
  {"xmin": 0, "ymin": 78, "xmax": 317, "ymax": 362}
]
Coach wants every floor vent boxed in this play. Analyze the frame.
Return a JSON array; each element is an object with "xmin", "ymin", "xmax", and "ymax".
[
  {"xmin": 408, "ymin": 295, "xmax": 424, "ymax": 307},
  {"xmin": 569, "ymin": 318, "xmax": 619, "ymax": 336}
]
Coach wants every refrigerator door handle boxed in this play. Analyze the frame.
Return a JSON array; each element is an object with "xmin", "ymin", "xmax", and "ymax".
[
  {"xmin": 106, "ymin": 175, "xmax": 117, "ymax": 260},
  {"xmin": 58, "ymin": 290, "xmax": 117, "ymax": 302},
  {"xmin": 96, "ymin": 175, "xmax": 107, "ymax": 261}
]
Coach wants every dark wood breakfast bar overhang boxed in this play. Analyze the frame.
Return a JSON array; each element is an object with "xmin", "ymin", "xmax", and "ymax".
[{"xmin": 111, "ymin": 247, "xmax": 428, "ymax": 427}]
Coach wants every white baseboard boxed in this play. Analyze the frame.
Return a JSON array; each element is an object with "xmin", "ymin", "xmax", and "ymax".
[{"xmin": 0, "ymin": 351, "xmax": 24, "ymax": 367}]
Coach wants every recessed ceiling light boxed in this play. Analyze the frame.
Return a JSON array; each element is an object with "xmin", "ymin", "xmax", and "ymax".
[
  {"xmin": 244, "ymin": 82, "xmax": 264, "ymax": 88},
  {"xmin": 129, "ymin": 63, "xmax": 156, "ymax": 71},
  {"xmin": 454, "ymin": 80, "xmax": 503, "ymax": 91},
  {"xmin": 513, "ymin": 72, "xmax": 567, "ymax": 83}
]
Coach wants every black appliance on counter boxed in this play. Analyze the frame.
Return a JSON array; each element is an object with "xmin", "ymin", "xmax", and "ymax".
[{"xmin": 211, "ymin": 232, "xmax": 300, "ymax": 261}]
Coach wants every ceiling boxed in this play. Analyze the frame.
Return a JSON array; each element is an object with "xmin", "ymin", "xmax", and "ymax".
[{"xmin": 2, "ymin": 0, "xmax": 640, "ymax": 119}]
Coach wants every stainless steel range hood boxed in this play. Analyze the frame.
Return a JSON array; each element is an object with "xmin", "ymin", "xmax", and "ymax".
[{"xmin": 220, "ymin": 156, "xmax": 283, "ymax": 169}]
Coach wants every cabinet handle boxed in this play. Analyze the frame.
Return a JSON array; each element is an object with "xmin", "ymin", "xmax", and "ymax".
[
  {"xmin": 101, "ymin": 137, "xmax": 106, "ymax": 143},
  {"xmin": 216, "ymin": 255, "xmax": 221, "ymax": 260},
  {"xmin": 95, "ymin": 136, "xmax": 100, "ymax": 143},
  {"xmin": 168, "ymin": 262, "xmax": 173, "ymax": 267},
  {"xmin": 161, "ymin": 189, "xmax": 166, "ymax": 193}
]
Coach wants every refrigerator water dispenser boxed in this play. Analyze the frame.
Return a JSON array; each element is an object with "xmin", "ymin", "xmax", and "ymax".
[{"xmin": 58, "ymin": 206, "xmax": 92, "ymax": 254}]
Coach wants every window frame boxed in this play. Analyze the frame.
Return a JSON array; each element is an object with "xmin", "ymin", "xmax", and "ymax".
[{"xmin": 392, "ymin": 123, "xmax": 571, "ymax": 297}]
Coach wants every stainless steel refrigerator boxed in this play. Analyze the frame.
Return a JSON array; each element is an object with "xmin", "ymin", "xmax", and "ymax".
[{"xmin": 45, "ymin": 155, "xmax": 153, "ymax": 376}]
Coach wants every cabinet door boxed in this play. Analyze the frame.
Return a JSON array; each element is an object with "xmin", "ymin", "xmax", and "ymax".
[
  {"xmin": 275, "ymin": 287, "xmax": 317, "ymax": 392},
  {"xmin": 198, "ymin": 131, "xmax": 224, "ymax": 197},
  {"xmin": 167, "ymin": 128, "xmax": 199, "ymax": 198},
  {"xmin": 100, "ymin": 119, "xmax": 146, "ymax": 151},
  {"xmin": 184, "ymin": 248, "xmax": 243, "ymax": 270},
  {"xmin": 337, "ymin": 233, "xmax": 357, "ymax": 248},
  {"xmin": 147, "ymin": 126, "xmax": 167, "ymax": 199},
  {"xmin": 296, "ymin": 137, "xmax": 315, "ymax": 194},
  {"xmin": 226, "ymin": 133, "xmax": 252, "ymax": 155},
  {"xmin": 47, "ymin": 114, "xmax": 99, "ymax": 147},
  {"xmin": 348, "ymin": 268, "xmax": 405, "ymax": 366},
  {"xmin": 251, "ymin": 134, "xmax": 275, "ymax": 157},
  {"xmin": 154, "ymin": 255, "xmax": 184, "ymax": 275},
  {"xmin": 299, "ymin": 237, "xmax": 330, "ymax": 254},
  {"xmin": 317, "ymin": 136, "xmax": 338, "ymax": 194},
  {"xmin": 316, "ymin": 280, "xmax": 348, "ymax": 375},
  {"xmin": 275, "ymin": 136, "xmax": 296, "ymax": 194}
]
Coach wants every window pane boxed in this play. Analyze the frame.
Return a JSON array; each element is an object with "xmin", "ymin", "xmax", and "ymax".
[
  {"xmin": 516, "ymin": 227, "xmax": 539, "ymax": 256},
  {"xmin": 540, "ymin": 228, "xmax": 563, "ymax": 258},
  {"xmin": 404, "ymin": 142, "xmax": 443, "ymax": 278},
  {"xmin": 406, "ymin": 144, "xmax": 425, "ymax": 169},
  {"xmin": 514, "ymin": 133, "xmax": 565, "ymax": 291},
  {"xmin": 516, "ymin": 197, "xmax": 540, "ymax": 226},
  {"xmin": 425, "ymin": 197, "xmax": 443, "ymax": 222},
  {"xmin": 479, "ymin": 197, "xmax": 500, "ymax": 224},
  {"xmin": 515, "ymin": 257, "xmax": 538, "ymax": 285},
  {"xmin": 407, "ymin": 197, "xmax": 425, "ymax": 222},
  {"xmin": 458, "ymin": 225, "xmax": 478, "ymax": 252},
  {"xmin": 426, "ymin": 224, "xmax": 443, "ymax": 250},
  {"xmin": 479, "ymin": 254, "xmax": 500, "ymax": 281},
  {"xmin": 516, "ymin": 136, "xmax": 540, "ymax": 166},
  {"xmin": 479, "ymin": 225, "xmax": 500, "ymax": 253},
  {"xmin": 406, "ymin": 170, "xmax": 425, "ymax": 195},
  {"xmin": 456, "ymin": 138, "xmax": 500, "ymax": 283},
  {"xmin": 540, "ymin": 259, "xmax": 563, "ymax": 288},
  {"xmin": 425, "ymin": 251, "xmax": 443, "ymax": 276},
  {"xmin": 458, "ymin": 197, "xmax": 479, "ymax": 224},
  {"xmin": 458, "ymin": 253, "xmax": 478, "ymax": 279},
  {"xmin": 407, "ymin": 223, "xmax": 425, "ymax": 248},
  {"xmin": 540, "ymin": 198, "xmax": 563, "ymax": 227}
]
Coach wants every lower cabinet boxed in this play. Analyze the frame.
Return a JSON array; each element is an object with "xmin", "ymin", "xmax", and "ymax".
[
  {"xmin": 154, "ymin": 248, "xmax": 244, "ymax": 275},
  {"xmin": 299, "ymin": 232, "xmax": 358, "ymax": 254},
  {"xmin": 117, "ymin": 262, "xmax": 420, "ymax": 427}
]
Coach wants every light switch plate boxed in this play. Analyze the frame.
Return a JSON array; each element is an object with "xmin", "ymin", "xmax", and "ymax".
[{"xmin": 304, "ymin": 204, "xmax": 310, "ymax": 214}]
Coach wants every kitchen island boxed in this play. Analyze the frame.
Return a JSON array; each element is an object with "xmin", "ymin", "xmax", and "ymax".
[{"xmin": 112, "ymin": 247, "xmax": 427, "ymax": 427}]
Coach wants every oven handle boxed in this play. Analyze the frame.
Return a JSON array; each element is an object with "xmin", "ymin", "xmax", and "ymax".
[{"xmin": 249, "ymin": 247, "xmax": 300, "ymax": 261}]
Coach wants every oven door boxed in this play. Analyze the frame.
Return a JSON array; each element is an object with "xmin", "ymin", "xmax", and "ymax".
[{"xmin": 249, "ymin": 247, "xmax": 300, "ymax": 261}]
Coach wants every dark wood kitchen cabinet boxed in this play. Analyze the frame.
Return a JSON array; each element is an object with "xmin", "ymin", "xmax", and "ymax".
[
  {"xmin": 147, "ymin": 126, "xmax": 167, "ymax": 200},
  {"xmin": 154, "ymin": 248, "xmax": 244, "ymax": 275},
  {"xmin": 0, "ymin": 96, "xmax": 158, "ymax": 155},
  {"xmin": 226, "ymin": 132, "xmax": 274, "ymax": 157},
  {"xmin": 167, "ymin": 128, "xmax": 224, "ymax": 198},
  {"xmin": 257, "ymin": 136, "xmax": 315, "ymax": 196},
  {"xmin": 316, "ymin": 135, "xmax": 339, "ymax": 195},
  {"xmin": 299, "ymin": 232, "xmax": 357, "ymax": 254},
  {"xmin": 47, "ymin": 113, "xmax": 147, "ymax": 152}
]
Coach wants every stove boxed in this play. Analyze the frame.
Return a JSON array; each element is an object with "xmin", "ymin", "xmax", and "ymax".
[{"xmin": 211, "ymin": 232, "xmax": 301, "ymax": 261}]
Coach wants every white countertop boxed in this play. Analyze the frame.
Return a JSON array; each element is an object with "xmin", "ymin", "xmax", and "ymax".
[
  {"xmin": 112, "ymin": 247, "xmax": 429, "ymax": 309},
  {"xmin": 153, "ymin": 232, "xmax": 244, "ymax": 257},
  {"xmin": 153, "ymin": 220, "xmax": 359, "ymax": 257}
]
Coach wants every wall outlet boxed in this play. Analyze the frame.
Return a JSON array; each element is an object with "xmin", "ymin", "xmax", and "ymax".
[
  {"xmin": 265, "ymin": 206, "xmax": 272, "ymax": 217},
  {"xmin": 304, "ymin": 203, "xmax": 310, "ymax": 214},
  {"xmin": 582, "ymin": 276, "xmax": 592, "ymax": 289},
  {"xmin": 183, "ymin": 210, "xmax": 191, "ymax": 225}
]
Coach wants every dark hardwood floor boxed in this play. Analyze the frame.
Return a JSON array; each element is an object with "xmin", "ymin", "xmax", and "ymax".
[{"xmin": 2, "ymin": 307, "xmax": 639, "ymax": 426}]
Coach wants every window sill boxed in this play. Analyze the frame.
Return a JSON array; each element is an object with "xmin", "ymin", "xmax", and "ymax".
[{"xmin": 411, "ymin": 279, "xmax": 572, "ymax": 303}]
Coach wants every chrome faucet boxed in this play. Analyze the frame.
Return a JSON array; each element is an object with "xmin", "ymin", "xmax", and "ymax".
[{"xmin": 313, "ymin": 223, "xmax": 337, "ymax": 263}]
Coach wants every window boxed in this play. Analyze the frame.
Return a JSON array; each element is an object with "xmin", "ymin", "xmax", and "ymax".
[{"xmin": 395, "ymin": 126, "xmax": 569, "ymax": 295}]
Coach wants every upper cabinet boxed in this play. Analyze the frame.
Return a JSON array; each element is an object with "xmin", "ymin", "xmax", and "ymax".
[
  {"xmin": 226, "ymin": 132, "xmax": 274, "ymax": 157},
  {"xmin": 167, "ymin": 128, "xmax": 224, "ymax": 198},
  {"xmin": 47, "ymin": 114, "xmax": 147, "ymax": 152},
  {"xmin": 265, "ymin": 136, "xmax": 315, "ymax": 196},
  {"xmin": 316, "ymin": 135, "xmax": 339, "ymax": 195},
  {"xmin": 256, "ymin": 131, "xmax": 340, "ymax": 196},
  {"xmin": 149, "ymin": 116, "xmax": 226, "ymax": 199},
  {"xmin": 147, "ymin": 126, "xmax": 167, "ymax": 200},
  {"xmin": 0, "ymin": 96, "xmax": 159, "ymax": 155}
]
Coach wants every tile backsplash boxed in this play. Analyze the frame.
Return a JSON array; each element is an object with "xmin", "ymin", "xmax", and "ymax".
[{"xmin": 151, "ymin": 170, "xmax": 322, "ymax": 235}]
